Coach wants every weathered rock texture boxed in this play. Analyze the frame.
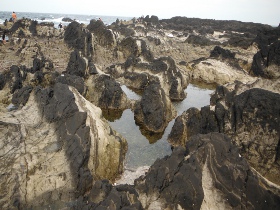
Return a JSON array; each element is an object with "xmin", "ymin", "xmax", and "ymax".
[
  {"xmin": 86, "ymin": 74, "xmax": 131, "ymax": 110},
  {"xmin": 135, "ymin": 133, "xmax": 280, "ymax": 210},
  {"xmin": 250, "ymin": 27, "xmax": 280, "ymax": 79},
  {"xmin": 134, "ymin": 83, "xmax": 176, "ymax": 133},
  {"xmin": 1, "ymin": 15, "xmax": 280, "ymax": 209},
  {"xmin": 169, "ymin": 80, "xmax": 280, "ymax": 185},
  {"xmin": 0, "ymin": 83, "xmax": 127, "ymax": 209},
  {"xmin": 26, "ymin": 133, "xmax": 279, "ymax": 209}
]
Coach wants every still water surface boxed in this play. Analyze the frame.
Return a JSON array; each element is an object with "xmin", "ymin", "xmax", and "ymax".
[{"xmin": 107, "ymin": 83, "xmax": 215, "ymax": 170}]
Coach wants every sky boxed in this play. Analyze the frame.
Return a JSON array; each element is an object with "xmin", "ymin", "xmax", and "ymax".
[{"xmin": 1, "ymin": 0, "xmax": 279, "ymax": 26}]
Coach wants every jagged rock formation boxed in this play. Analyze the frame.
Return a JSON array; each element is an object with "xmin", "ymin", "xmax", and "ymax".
[
  {"xmin": 135, "ymin": 133, "xmax": 280, "ymax": 210},
  {"xmin": 134, "ymin": 83, "xmax": 176, "ymax": 133},
  {"xmin": 86, "ymin": 74, "xmax": 131, "ymax": 110},
  {"xmin": 169, "ymin": 80, "xmax": 280, "ymax": 185},
  {"xmin": 168, "ymin": 106, "xmax": 219, "ymax": 147},
  {"xmin": 28, "ymin": 133, "xmax": 279, "ymax": 209},
  {"xmin": 1, "ymin": 15, "xmax": 280, "ymax": 209},
  {"xmin": 106, "ymin": 37, "xmax": 188, "ymax": 101},
  {"xmin": 250, "ymin": 27, "xmax": 280, "ymax": 79},
  {"xmin": 0, "ymin": 82, "xmax": 127, "ymax": 209}
]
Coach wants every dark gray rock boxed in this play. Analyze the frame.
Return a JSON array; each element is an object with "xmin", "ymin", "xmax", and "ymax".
[
  {"xmin": 134, "ymin": 83, "xmax": 175, "ymax": 133},
  {"xmin": 34, "ymin": 83, "xmax": 93, "ymax": 197},
  {"xmin": 250, "ymin": 40, "xmax": 280, "ymax": 78},
  {"xmin": 210, "ymin": 46, "xmax": 235, "ymax": 59},
  {"xmin": 62, "ymin": 17, "xmax": 73, "ymax": 22},
  {"xmin": 55, "ymin": 73, "xmax": 86, "ymax": 95},
  {"xmin": 170, "ymin": 83, "xmax": 280, "ymax": 185},
  {"xmin": 168, "ymin": 106, "xmax": 218, "ymax": 146},
  {"xmin": 64, "ymin": 21, "xmax": 86, "ymax": 51},
  {"xmin": 96, "ymin": 75, "xmax": 127, "ymax": 110},
  {"xmin": 66, "ymin": 50, "xmax": 87, "ymax": 77},
  {"xmin": 8, "ymin": 65, "xmax": 23, "ymax": 93},
  {"xmin": 123, "ymin": 55, "xmax": 187, "ymax": 101},
  {"xmin": 11, "ymin": 85, "xmax": 33, "ymax": 106},
  {"xmin": 119, "ymin": 37, "xmax": 154, "ymax": 61},
  {"xmin": 160, "ymin": 16, "xmax": 273, "ymax": 34},
  {"xmin": 123, "ymin": 71, "xmax": 149, "ymax": 90},
  {"xmin": 0, "ymin": 72, "xmax": 6, "ymax": 90},
  {"xmin": 135, "ymin": 133, "xmax": 280, "ymax": 210},
  {"xmin": 185, "ymin": 34, "xmax": 219, "ymax": 46},
  {"xmin": 87, "ymin": 19, "xmax": 116, "ymax": 47},
  {"xmin": 88, "ymin": 61, "xmax": 98, "ymax": 75},
  {"xmin": 39, "ymin": 22, "xmax": 54, "ymax": 27}
]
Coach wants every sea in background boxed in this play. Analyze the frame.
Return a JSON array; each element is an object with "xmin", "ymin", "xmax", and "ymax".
[{"xmin": 0, "ymin": 11, "xmax": 134, "ymax": 28}]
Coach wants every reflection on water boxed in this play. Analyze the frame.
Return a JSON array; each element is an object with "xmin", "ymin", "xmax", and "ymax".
[
  {"xmin": 120, "ymin": 85, "xmax": 141, "ymax": 100},
  {"xmin": 107, "ymin": 83, "xmax": 215, "ymax": 170},
  {"xmin": 108, "ymin": 109, "xmax": 172, "ymax": 169},
  {"xmin": 174, "ymin": 83, "xmax": 215, "ymax": 116}
]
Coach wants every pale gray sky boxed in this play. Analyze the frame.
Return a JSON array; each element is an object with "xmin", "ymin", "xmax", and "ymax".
[{"xmin": 2, "ymin": 0, "xmax": 279, "ymax": 26}]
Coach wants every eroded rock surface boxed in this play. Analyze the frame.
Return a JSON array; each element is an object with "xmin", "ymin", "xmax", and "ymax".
[
  {"xmin": 1, "ymin": 15, "xmax": 280, "ymax": 209},
  {"xmin": 135, "ymin": 133, "xmax": 280, "ymax": 210},
  {"xmin": 0, "ymin": 83, "xmax": 127, "ymax": 209},
  {"xmin": 134, "ymin": 83, "xmax": 176, "ymax": 133},
  {"xmin": 169, "ymin": 80, "xmax": 280, "ymax": 185}
]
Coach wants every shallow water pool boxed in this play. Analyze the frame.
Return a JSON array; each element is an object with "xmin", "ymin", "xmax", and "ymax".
[{"xmin": 107, "ymin": 83, "xmax": 215, "ymax": 171}]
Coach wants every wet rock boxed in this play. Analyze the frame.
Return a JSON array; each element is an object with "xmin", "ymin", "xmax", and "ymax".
[
  {"xmin": 134, "ymin": 83, "xmax": 176, "ymax": 133},
  {"xmin": 135, "ymin": 133, "xmax": 280, "ymax": 209}
]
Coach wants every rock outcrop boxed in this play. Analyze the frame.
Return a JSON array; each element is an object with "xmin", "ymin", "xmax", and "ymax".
[
  {"xmin": 250, "ymin": 27, "xmax": 280, "ymax": 79},
  {"xmin": 169, "ymin": 80, "xmax": 280, "ymax": 185},
  {"xmin": 135, "ymin": 133, "xmax": 280, "ymax": 210},
  {"xmin": 134, "ymin": 83, "xmax": 176, "ymax": 133},
  {"xmin": 1, "ymin": 14, "xmax": 280, "ymax": 209},
  {"xmin": 86, "ymin": 74, "xmax": 131, "ymax": 110},
  {"xmin": 0, "ymin": 83, "xmax": 127, "ymax": 209}
]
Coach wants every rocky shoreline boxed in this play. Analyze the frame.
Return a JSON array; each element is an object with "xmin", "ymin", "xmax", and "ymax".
[{"xmin": 0, "ymin": 16, "xmax": 279, "ymax": 209}]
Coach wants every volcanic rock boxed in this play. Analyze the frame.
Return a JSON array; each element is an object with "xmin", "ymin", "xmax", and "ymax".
[
  {"xmin": 134, "ymin": 83, "xmax": 176, "ymax": 133},
  {"xmin": 66, "ymin": 50, "xmax": 88, "ymax": 77},
  {"xmin": 135, "ymin": 133, "xmax": 280, "ymax": 209},
  {"xmin": 169, "ymin": 80, "xmax": 280, "ymax": 184},
  {"xmin": 86, "ymin": 74, "xmax": 131, "ymax": 110}
]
